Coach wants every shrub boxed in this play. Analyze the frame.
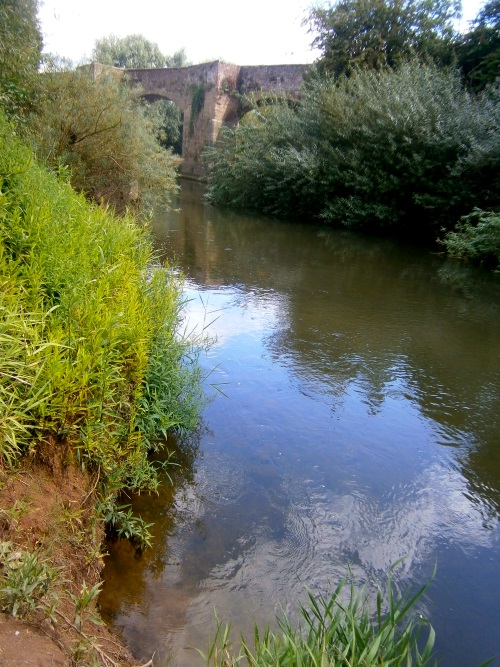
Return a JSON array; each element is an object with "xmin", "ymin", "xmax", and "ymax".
[
  {"xmin": 440, "ymin": 209, "xmax": 500, "ymax": 270},
  {"xmin": 24, "ymin": 62, "xmax": 178, "ymax": 213},
  {"xmin": 206, "ymin": 97, "xmax": 311, "ymax": 219},
  {"xmin": 206, "ymin": 63, "xmax": 500, "ymax": 240}
]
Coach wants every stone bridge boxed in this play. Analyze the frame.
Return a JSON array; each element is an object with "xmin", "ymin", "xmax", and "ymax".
[{"xmin": 94, "ymin": 60, "xmax": 309, "ymax": 178}]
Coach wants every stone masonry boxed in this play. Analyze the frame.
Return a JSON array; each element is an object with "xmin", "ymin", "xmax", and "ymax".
[{"xmin": 108, "ymin": 60, "xmax": 309, "ymax": 178}]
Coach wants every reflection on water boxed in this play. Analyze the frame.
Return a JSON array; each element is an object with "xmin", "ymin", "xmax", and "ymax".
[{"xmin": 100, "ymin": 181, "xmax": 500, "ymax": 666}]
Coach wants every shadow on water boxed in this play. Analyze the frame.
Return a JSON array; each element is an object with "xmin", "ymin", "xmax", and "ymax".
[
  {"xmin": 100, "ymin": 180, "xmax": 500, "ymax": 666},
  {"xmin": 99, "ymin": 429, "xmax": 203, "ymax": 635}
]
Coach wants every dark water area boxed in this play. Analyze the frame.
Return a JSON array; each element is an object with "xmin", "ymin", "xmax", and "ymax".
[{"xmin": 100, "ymin": 181, "xmax": 500, "ymax": 666}]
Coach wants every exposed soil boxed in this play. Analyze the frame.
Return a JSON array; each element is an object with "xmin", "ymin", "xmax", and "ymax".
[
  {"xmin": 0, "ymin": 613, "xmax": 66, "ymax": 666},
  {"xmin": 0, "ymin": 459, "xmax": 137, "ymax": 666}
]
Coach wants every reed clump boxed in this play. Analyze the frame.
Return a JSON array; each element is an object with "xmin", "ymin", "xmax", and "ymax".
[
  {"xmin": 199, "ymin": 570, "xmax": 437, "ymax": 667},
  {"xmin": 0, "ymin": 110, "xmax": 203, "ymax": 508}
]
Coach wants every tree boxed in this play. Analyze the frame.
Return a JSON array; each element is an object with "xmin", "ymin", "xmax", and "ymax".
[
  {"xmin": 0, "ymin": 0, "xmax": 42, "ymax": 118},
  {"xmin": 91, "ymin": 34, "xmax": 188, "ymax": 153},
  {"xmin": 166, "ymin": 47, "xmax": 190, "ymax": 67},
  {"xmin": 91, "ymin": 33, "xmax": 189, "ymax": 69},
  {"xmin": 144, "ymin": 99, "xmax": 183, "ymax": 154},
  {"xmin": 308, "ymin": 0, "xmax": 460, "ymax": 76},
  {"xmin": 25, "ymin": 63, "xmax": 179, "ymax": 212},
  {"xmin": 457, "ymin": 0, "xmax": 500, "ymax": 91}
]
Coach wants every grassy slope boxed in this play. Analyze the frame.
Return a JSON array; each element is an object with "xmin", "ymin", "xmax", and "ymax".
[{"xmin": 0, "ymin": 113, "xmax": 201, "ymax": 664}]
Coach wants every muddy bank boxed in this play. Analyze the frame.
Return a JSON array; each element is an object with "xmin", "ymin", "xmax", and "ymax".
[{"xmin": 0, "ymin": 461, "xmax": 137, "ymax": 666}]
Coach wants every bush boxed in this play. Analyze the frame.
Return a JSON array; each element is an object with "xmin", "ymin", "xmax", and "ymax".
[
  {"xmin": 0, "ymin": 112, "xmax": 203, "ymax": 493},
  {"xmin": 440, "ymin": 209, "xmax": 500, "ymax": 270},
  {"xmin": 206, "ymin": 97, "xmax": 312, "ymax": 219},
  {"xmin": 143, "ymin": 98, "xmax": 183, "ymax": 154},
  {"xmin": 206, "ymin": 63, "xmax": 500, "ymax": 240},
  {"xmin": 24, "ymin": 62, "xmax": 179, "ymax": 213}
]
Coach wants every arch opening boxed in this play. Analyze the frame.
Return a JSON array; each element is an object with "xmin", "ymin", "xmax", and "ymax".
[{"xmin": 142, "ymin": 94, "xmax": 184, "ymax": 155}]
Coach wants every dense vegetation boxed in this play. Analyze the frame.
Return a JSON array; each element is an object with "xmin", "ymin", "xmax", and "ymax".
[
  {"xmin": 207, "ymin": 64, "xmax": 499, "ymax": 238},
  {"xmin": 26, "ymin": 62, "xmax": 179, "ymax": 211},
  {"xmin": 0, "ymin": 110, "xmax": 203, "ymax": 534},
  {"xmin": 0, "ymin": 5, "xmax": 206, "ymax": 662},
  {"xmin": 0, "ymin": 0, "xmax": 41, "ymax": 121},
  {"xmin": 440, "ymin": 209, "xmax": 500, "ymax": 270},
  {"xmin": 457, "ymin": 0, "xmax": 500, "ymax": 92},
  {"xmin": 307, "ymin": 0, "xmax": 459, "ymax": 76},
  {"xmin": 0, "ymin": 0, "xmax": 202, "ymax": 543},
  {"xmin": 307, "ymin": 0, "xmax": 500, "ymax": 92},
  {"xmin": 206, "ymin": 0, "xmax": 500, "ymax": 269}
]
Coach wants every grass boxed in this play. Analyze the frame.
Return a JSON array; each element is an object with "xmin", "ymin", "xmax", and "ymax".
[
  {"xmin": 0, "ymin": 106, "xmax": 205, "ymax": 663},
  {"xmin": 0, "ymin": 108, "xmax": 205, "ymax": 545},
  {"xmin": 0, "ymin": 109, "xmax": 202, "ymax": 472},
  {"xmin": 198, "ymin": 566, "xmax": 437, "ymax": 667}
]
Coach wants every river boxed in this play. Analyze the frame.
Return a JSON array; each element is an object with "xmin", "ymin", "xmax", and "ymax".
[{"xmin": 100, "ymin": 180, "xmax": 500, "ymax": 666}]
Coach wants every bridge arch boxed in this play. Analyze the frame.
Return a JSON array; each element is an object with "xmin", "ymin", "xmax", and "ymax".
[{"xmin": 120, "ymin": 60, "xmax": 309, "ymax": 178}]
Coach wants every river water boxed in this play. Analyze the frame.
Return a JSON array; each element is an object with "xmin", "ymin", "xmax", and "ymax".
[{"xmin": 100, "ymin": 181, "xmax": 500, "ymax": 666}]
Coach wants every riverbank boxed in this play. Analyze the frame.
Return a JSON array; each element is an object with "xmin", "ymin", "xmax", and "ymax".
[
  {"xmin": 0, "ymin": 114, "xmax": 202, "ymax": 665},
  {"xmin": 0, "ymin": 461, "xmax": 137, "ymax": 666}
]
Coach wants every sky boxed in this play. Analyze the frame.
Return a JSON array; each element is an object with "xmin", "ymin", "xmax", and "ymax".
[{"xmin": 38, "ymin": 0, "xmax": 486, "ymax": 68}]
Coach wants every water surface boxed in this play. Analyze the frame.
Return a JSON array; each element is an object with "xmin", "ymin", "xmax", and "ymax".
[{"xmin": 100, "ymin": 181, "xmax": 500, "ymax": 666}]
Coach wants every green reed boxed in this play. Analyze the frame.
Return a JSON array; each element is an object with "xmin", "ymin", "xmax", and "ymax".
[
  {"xmin": 199, "ymin": 568, "xmax": 438, "ymax": 667},
  {"xmin": 0, "ymin": 111, "xmax": 203, "ymax": 500}
]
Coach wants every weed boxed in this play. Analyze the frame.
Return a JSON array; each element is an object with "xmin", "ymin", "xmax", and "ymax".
[
  {"xmin": 0, "ymin": 541, "xmax": 59, "ymax": 618},
  {"xmin": 0, "ymin": 499, "xmax": 31, "ymax": 527},
  {"xmin": 97, "ymin": 497, "xmax": 154, "ymax": 551},
  {"xmin": 56, "ymin": 503, "xmax": 85, "ymax": 534},
  {"xmin": 198, "ymin": 567, "xmax": 437, "ymax": 667},
  {"xmin": 70, "ymin": 580, "xmax": 103, "ymax": 631}
]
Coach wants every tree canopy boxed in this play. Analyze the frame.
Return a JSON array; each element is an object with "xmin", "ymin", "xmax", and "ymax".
[
  {"xmin": 457, "ymin": 0, "xmax": 500, "ymax": 91},
  {"xmin": 91, "ymin": 33, "xmax": 189, "ymax": 69},
  {"xmin": 0, "ymin": 0, "xmax": 42, "ymax": 117},
  {"xmin": 308, "ymin": 0, "xmax": 460, "ymax": 76}
]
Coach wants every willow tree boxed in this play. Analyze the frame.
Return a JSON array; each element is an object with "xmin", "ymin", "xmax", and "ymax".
[{"xmin": 91, "ymin": 33, "xmax": 189, "ymax": 69}]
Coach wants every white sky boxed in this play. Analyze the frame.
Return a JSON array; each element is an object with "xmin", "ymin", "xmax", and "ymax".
[{"xmin": 38, "ymin": 0, "xmax": 486, "ymax": 68}]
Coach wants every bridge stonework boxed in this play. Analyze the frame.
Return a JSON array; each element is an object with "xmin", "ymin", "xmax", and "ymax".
[{"xmin": 119, "ymin": 60, "xmax": 309, "ymax": 178}]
